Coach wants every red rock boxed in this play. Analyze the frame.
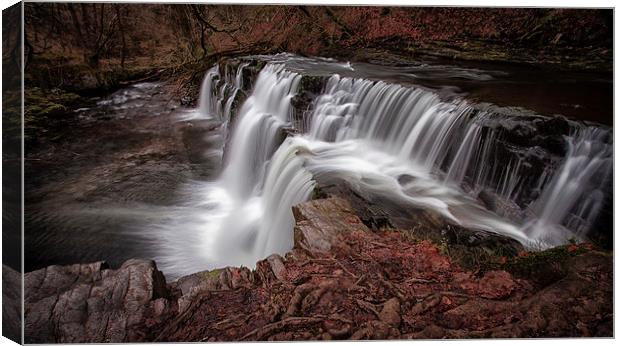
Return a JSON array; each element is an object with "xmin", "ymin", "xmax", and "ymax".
[
  {"xmin": 266, "ymin": 254, "xmax": 287, "ymax": 281},
  {"xmin": 292, "ymin": 198, "xmax": 369, "ymax": 252},
  {"xmin": 379, "ymin": 298, "xmax": 401, "ymax": 327},
  {"xmin": 582, "ymin": 243, "xmax": 595, "ymax": 250},
  {"xmin": 411, "ymin": 241, "xmax": 451, "ymax": 273},
  {"xmin": 21, "ymin": 198, "xmax": 613, "ymax": 341},
  {"xmin": 477, "ymin": 270, "xmax": 517, "ymax": 299},
  {"xmin": 441, "ymin": 296, "xmax": 453, "ymax": 306}
]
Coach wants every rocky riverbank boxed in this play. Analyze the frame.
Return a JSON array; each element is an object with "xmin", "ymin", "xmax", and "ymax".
[{"xmin": 14, "ymin": 197, "xmax": 612, "ymax": 343}]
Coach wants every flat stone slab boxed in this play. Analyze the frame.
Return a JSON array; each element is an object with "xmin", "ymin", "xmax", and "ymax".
[{"xmin": 293, "ymin": 197, "xmax": 369, "ymax": 253}]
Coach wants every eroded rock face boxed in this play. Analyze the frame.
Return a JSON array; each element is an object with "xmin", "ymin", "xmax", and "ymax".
[
  {"xmin": 24, "ymin": 259, "xmax": 175, "ymax": 343},
  {"xmin": 2, "ymin": 265, "xmax": 22, "ymax": 343},
  {"xmin": 292, "ymin": 197, "xmax": 369, "ymax": 252},
  {"xmin": 23, "ymin": 198, "xmax": 613, "ymax": 342}
]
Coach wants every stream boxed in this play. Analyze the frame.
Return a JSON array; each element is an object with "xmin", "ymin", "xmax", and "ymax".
[{"xmin": 25, "ymin": 54, "xmax": 613, "ymax": 279}]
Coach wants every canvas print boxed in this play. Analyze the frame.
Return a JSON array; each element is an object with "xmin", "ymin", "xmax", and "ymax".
[{"xmin": 2, "ymin": 1, "xmax": 614, "ymax": 343}]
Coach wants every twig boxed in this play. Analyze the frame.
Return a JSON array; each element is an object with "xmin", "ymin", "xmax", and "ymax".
[
  {"xmin": 355, "ymin": 299, "xmax": 380, "ymax": 318},
  {"xmin": 240, "ymin": 316, "xmax": 324, "ymax": 340},
  {"xmin": 405, "ymin": 277, "xmax": 437, "ymax": 284},
  {"xmin": 354, "ymin": 274, "xmax": 366, "ymax": 286}
]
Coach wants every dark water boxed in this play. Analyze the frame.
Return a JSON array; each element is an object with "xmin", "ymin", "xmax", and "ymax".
[
  {"xmin": 24, "ymin": 83, "xmax": 222, "ymax": 272},
  {"xmin": 258, "ymin": 53, "xmax": 613, "ymax": 125}
]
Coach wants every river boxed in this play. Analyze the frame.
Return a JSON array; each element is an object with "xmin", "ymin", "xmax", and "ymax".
[{"xmin": 24, "ymin": 54, "xmax": 613, "ymax": 279}]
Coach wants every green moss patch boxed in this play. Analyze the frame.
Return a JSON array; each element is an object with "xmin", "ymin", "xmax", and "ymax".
[
  {"xmin": 199, "ymin": 268, "xmax": 223, "ymax": 281},
  {"xmin": 24, "ymin": 87, "xmax": 87, "ymax": 144},
  {"xmin": 498, "ymin": 243, "xmax": 592, "ymax": 285}
]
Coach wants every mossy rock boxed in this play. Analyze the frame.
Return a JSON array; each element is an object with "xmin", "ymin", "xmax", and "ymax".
[
  {"xmin": 298, "ymin": 75, "xmax": 327, "ymax": 95},
  {"xmin": 23, "ymin": 87, "xmax": 90, "ymax": 145},
  {"xmin": 311, "ymin": 186, "xmax": 329, "ymax": 200},
  {"xmin": 499, "ymin": 243, "xmax": 600, "ymax": 288},
  {"xmin": 199, "ymin": 268, "xmax": 223, "ymax": 280}
]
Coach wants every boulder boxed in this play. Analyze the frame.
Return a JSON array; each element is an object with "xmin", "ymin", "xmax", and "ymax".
[
  {"xmin": 292, "ymin": 197, "xmax": 369, "ymax": 253},
  {"xmin": 24, "ymin": 259, "xmax": 173, "ymax": 343}
]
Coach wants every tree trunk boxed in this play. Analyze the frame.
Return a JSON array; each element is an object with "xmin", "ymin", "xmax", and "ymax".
[{"xmin": 115, "ymin": 4, "xmax": 127, "ymax": 69}]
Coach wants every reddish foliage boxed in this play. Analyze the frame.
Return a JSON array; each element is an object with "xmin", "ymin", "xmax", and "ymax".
[{"xmin": 25, "ymin": 4, "xmax": 611, "ymax": 71}]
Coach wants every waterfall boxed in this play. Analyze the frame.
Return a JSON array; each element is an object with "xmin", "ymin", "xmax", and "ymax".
[
  {"xmin": 197, "ymin": 62, "xmax": 250, "ymax": 121},
  {"xmin": 221, "ymin": 64, "xmax": 301, "ymax": 199},
  {"xmin": 299, "ymin": 72, "xmax": 611, "ymax": 247},
  {"xmin": 252, "ymin": 139, "xmax": 316, "ymax": 257},
  {"xmin": 155, "ymin": 63, "xmax": 312, "ymax": 276},
  {"xmin": 157, "ymin": 58, "xmax": 612, "ymax": 277},
  {"xmin": 198, "ymin": 66, "xmax": 220, "ymax": 118},
  {"xmin": 524, "ymin": 127, "xmax": 613, "ymax": 244},
  {"xmin": 222, "ymin": 62, "xmax": 250, "ymax": 120}
]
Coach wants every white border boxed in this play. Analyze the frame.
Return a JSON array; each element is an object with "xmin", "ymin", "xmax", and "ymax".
[{"xmin": 0, "ymin": 1, "xmax": 617, "ymax": 346}]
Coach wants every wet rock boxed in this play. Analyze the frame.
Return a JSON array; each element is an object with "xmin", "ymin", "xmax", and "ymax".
[
  {"xmin": 180, "ymin": 95, "xmax": 195, "ymax": 107},
  {"xmin": 291, "ymin": 75, "xmax": 329, "ymax": 118},
  {"xmin": 174, "ymin": 268, "xmax": 222, "ymax": 296},
  {"xmin": 292, "ymin": 197, "xmax": 369, "ymax": 252},
  {"xmin": 266, "ymin": 254, "xmax": 287, "ymax": 281},
  {"xmin": 217, "ymin": 267, "xmax": 255, "ymax": 290}
]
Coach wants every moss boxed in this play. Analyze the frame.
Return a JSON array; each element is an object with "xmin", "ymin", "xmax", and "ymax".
[
  {"xmin": 392, "ymin": 221, "xmax": 522, "ymax": 272},
  {"xmin": 23, "ymin": 87, "xmax": 89, "ymax": 144},
  {"xmin": 254, "ymin": 60, "xmax": 267, "ymax": 70},
  {"xmin": 311, "ymin": 186, "xmax": 328, "ymax": 200},
  {"xmin": 498, "ymin": 243, "xmax": 596, "ymax": 287},
  {"xmin": 391, "ymin": 228, "xmax": 423, "ymax": 244},
  {"xmin": 448, "ymin": 244, "xmax": 515, "ymax": 272},
  {"xmin": 25, "ymin": 87, "xmax": 82, "ymax": 112},
  {"xmin": 199, "ymin": 268, "xmax": 223, "ymax": 280}
]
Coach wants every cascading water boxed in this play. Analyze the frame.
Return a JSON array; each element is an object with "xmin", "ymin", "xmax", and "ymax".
[
  {"xmin": 155, "ymin": 63, "xmax": 313, "ymax": 277},
  {"xmin": 524, "ymin": 127, "xmax": 613, "ymax": 243},
  {"xmin": 195, "ymin": 62, "xmax": 250, "ymax": 121},
  {"xmin": 222, "ymin": 62, "xmax": 250, "ymax": 120},
  {"xmin": 221, "ymin": 64, "xmax": 301, "ymax": 199},
  {"xmin": 304, "ymin": 72, "xmax": 612, "ymax": 245},
  {"xmin": 155, "ymin": 56, "xmax": 612, "ymax": 278},
  {"xmin": 198, "ymin": 66, "xmax": 220, "ymax": 118}
]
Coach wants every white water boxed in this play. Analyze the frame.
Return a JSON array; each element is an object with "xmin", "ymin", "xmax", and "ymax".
[
  {"xmin": 301, "ymin": 74, "xmax": 612, "ymax": 247},
  {"xmin": 524, "ymin": 127, "xmax": 613, "ymax": 243},
  {"xmin": 198, "ymin": 66, "xmax": 220, "ymax": 117},
  {"xmin": 191, "ymin": 62, "xmax": 251, "ymax": 121},
  {"xmin": 155, "ymin": 64, "xmax": 313, "ymax": 276},
  {"xmin": 155, "ymin": 60, "xmax": 612, "ymax": 278}
]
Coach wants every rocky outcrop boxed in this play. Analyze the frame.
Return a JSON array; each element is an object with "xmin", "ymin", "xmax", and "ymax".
[
  {"xmin": 2, "ymin": 265, "xmax": 22, "ymax": 343},
  {"xmin": 24, "ymin": 259, "xmax": 175, "ymax": 343},
  {"xmin": 292, "ymin": 197, "xmax": 369, "ymax": 252},
  {"xmin": 23, "ymin": 198, "xmax": 613, "ymax": 342}
]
